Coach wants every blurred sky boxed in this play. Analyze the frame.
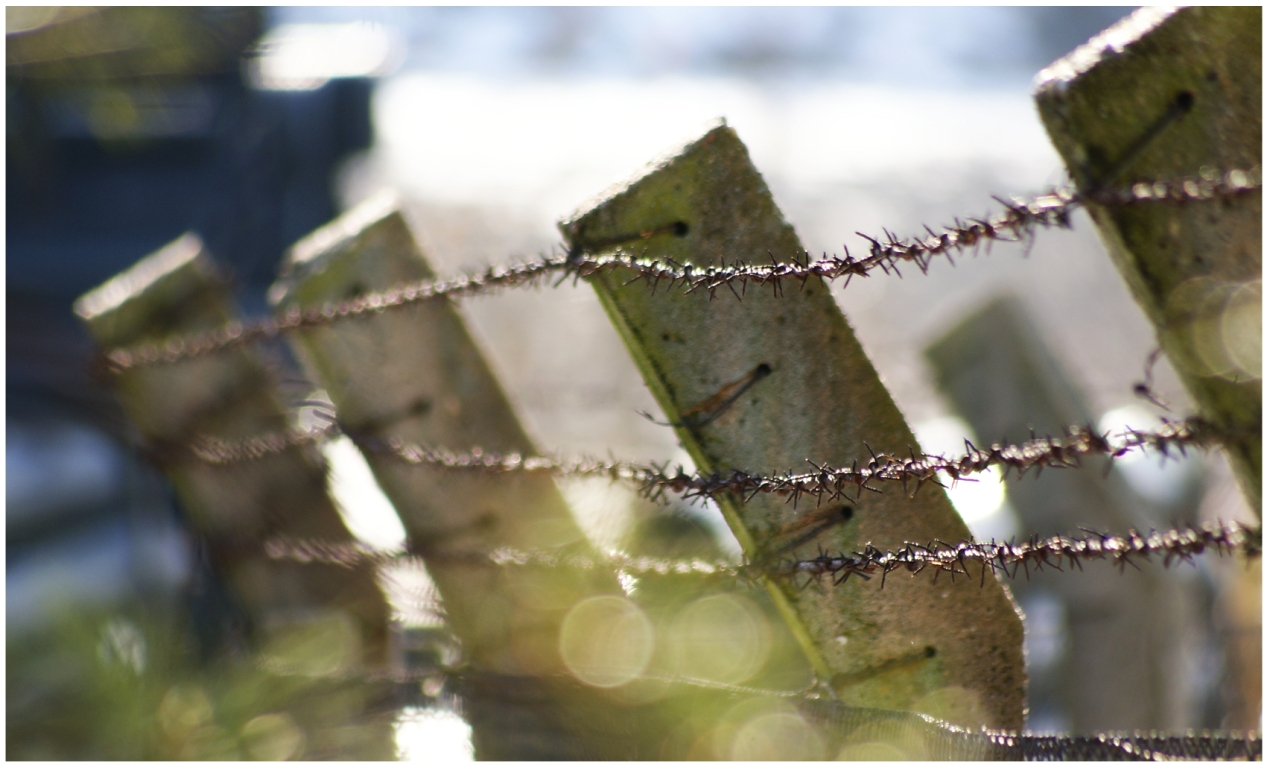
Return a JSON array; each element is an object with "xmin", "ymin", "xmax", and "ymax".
[
  {"xmin": 270, "ymin": 7, "xmax": 1134, "ymax": 87},
  {"xmin": 273, "ymin": 7, "xmax": 1139, "ymax": 216}
]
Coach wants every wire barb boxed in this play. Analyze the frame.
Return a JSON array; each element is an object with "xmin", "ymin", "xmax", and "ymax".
[
  {"xmin": 171, "ymin": 417, "xmax": 1229, "ymax": 508},
  {"xmin": 264, "ymin": 521, "xmax": 1260, "ymax": 587},
  {"xmin": 95, "ymin": 170, "xmax": 1260, "ymax": 373},
  {"xmin": 767, "ymin": 522, "xmax": 1260, "ymax": 587}
]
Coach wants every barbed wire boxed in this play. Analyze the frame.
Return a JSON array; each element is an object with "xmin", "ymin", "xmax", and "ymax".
[
  {"xmin": 96, "ymin": 168, "xmax": 1260, "ymax": 373},
  {"xmin": 768, "ymin": 521, "xmax": 1260, "ymax": 589},
  {"xmin": 1088, "ymin": 165, "xmax": 1262, "ymax": 205},
  {"xmin": 184, "ymin": 416, "xmax": 1222, "ymax": 507},
  {"xmin": 797, "ymin": 699, "xmax": 1263, "ymax": 761},
  {"xmin": 263, "ymin": 536, "xmax": 734, "ymax": 577},
  {"xmin": 263, "ymin": 521, "xmax": 1260, "ymax": 589}
]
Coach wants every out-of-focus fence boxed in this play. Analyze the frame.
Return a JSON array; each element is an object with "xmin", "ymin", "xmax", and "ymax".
[{"xmin": 24, "ymin": 6, "xmax": 1265, "ymax": 761}]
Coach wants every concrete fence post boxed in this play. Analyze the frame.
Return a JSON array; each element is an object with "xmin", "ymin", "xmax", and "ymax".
[
  {"xmin": 1034, "ymin": 6, "xmax": 1262, "ymax": 513},
  {"xmin": 559, "ymin": 122, "xmax": 1027, "ymax": 731},
  {"xmin": 926, "ymin": 296, "xmax": 1205, "ymax": 732},
  {"xmin": 75, "ymin": 234, "xmax": 395, "ymax": 759},
  {"xmin": 267, "ymin": 195, "xmax": 662, "ymax": 758}
]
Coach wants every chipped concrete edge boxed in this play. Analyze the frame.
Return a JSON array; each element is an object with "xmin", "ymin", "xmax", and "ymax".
[{"xmin": 1034, "ymin": 6, "xmax": 1177, "ymax": 93}]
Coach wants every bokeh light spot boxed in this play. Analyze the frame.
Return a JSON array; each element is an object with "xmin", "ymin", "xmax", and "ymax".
[
  {"xmin": 913, "ymin": 685, "xmax": 988, "ymax": 729},
  {"xmin": 731, "ymin": 711, "xmax": 824, "ymax": 761},
  {"xmin": 158, "ymin": 684, "xmax": 213, "ymax": 738},
  {"xmin": 838, "ymin": 720, "xmax": 928, "ymax": 759},
  {"xmin": 1221, "ymin": 280, "xmax": 1261, "ymax": 379},
  {"xmin": 836, "ymin": 741, "xmax": 908, "ymax": 760},
  {"xmin": 671, "ymin": 593, "xmax": 771, "ymax": 684},
  {"xmin": 559, "ymin": 595, "xmax": 653, "ymax": 687},
  {"xmin": 1164, "ymin": 276, "xmax": 1252, "ymax": 380},
  {"xmin": 241, "ymin": 713, "xmax": 305, "ymax": 761}
]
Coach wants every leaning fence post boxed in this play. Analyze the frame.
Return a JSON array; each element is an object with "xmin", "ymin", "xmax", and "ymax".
[
  {"xmin": 559, "ymin": 122, "xmax": 1026, "ymax": 731},
  {"xmin": 268, "ymin": 195, "xmax": 653, "ymax": 759},
  {"xmin": 75, "ymin": 234, "xmax": 395, "ymax": 758},
  {"xmin": 925, "ymin": 295, "xmax": 1202, "ymax": 731},
  {"xmin": 1034, "ymin": 6, "xmax": 1262, "ymax": 513}
]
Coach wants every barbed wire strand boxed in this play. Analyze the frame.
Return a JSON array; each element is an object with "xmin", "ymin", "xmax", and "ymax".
[
  {"xmin": 185, "ymin": 416, "xmax": 1222, "ymax": 507},
  {"xmin": 796, "ymin": 699, "xmax": 1262, "ymax": 760},
  {"xmin": 767, "ymin": 521, "xmax": 1259, "ymax": 590},
  {"xmin": 96, "ymin": 168, "xmax": 1260, "ymax": 373},
  {"xmin": 263, "ymin": 521, "xmax": 1260, "ymax": 587},
  {"xmin": 122, "ymin": 166, "xmax": 1260, "ymax": 762}
]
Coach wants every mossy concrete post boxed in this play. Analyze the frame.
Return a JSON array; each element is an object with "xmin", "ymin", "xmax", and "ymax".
[
  {"xmin": 76, "ymin": 235, "xmax": 395, "ymax": 759},
  {"xmin": 926, "ymin": 296, "xmax": 1201, "ymax": 731},
  {"xmin": 269, "ymin": 196, "xmax": 643, "ymax": 758},
  {"xmin": 560, "ymin": 123, "xmax": 1026, "ymax": 731},
  {"xmin": 75, "ymin": 234, "xmax": 391, "ymax": 671},
  {"xmin": 1034, "ymin": 6, "xmax": 1262, "ymax": 513}
]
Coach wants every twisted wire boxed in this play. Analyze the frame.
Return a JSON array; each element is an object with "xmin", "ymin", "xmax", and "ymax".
[
  {"xmin": 185, "ymin": 417, "xmax": 1221, "ymax": 506},
  {"xmin": 766, "ymin": 521, "xmax": 1259, "ymax": 589},
  {"xmin": 95, "ymin": 170, "xmax": 1259, "ymax": 373},
  {"xmin": 797, "ymin": 699, "xmax": 1262, "ymax": 761},
  {"xmin": 264, "ymin": 522, "xmax": 1260, "ymax": 586},
  {"xmin": 264, "ymin": 536, "xmax": 733, "ymax": 578}
]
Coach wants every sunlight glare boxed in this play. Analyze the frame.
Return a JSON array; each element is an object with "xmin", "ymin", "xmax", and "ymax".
[
  {"xmin": 395, "ymin": 707, "xmax": 473, "ymax": 762},
  {"xmin": 913, "ymin": 417, "xmax": 1017, "ymax": 539},
  {"xmin": 324, "ymin": 435, "xmax": 408, "ymax": 552}
]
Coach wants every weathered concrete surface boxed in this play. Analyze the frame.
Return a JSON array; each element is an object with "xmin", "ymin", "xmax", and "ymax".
[
  {"xmin": 76, "ymin": 234, "xmax": 396, "ymax": 759},
  {"xmin": 270, "ymin": 197, "xmax": 701, "ymax": 759},
  {"xmin": 927, "ymin": 296, "xmax": 1205, "ymax": 732},
  {"xmin": 75, "ymin": 234, "xmax": 391, "ymax": 672},
  {"xmin": 1035, "ymin": 6, "xmax": 1262, "ymax": 513},
  {"xmin": 269, "ymin": 195, "xmax": 622, "ymax": 677},
  {"xmin": 271, "ymin": 198, "xmax": 813, "ymax": 758},
  {"xmin": 560, "ymin": 123, "xmax": 1026, "ymax": 729}
]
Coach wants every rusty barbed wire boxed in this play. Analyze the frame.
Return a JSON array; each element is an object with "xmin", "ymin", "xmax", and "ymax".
[
  {"xmin": 185, "ymin": 421, "xmax": 337, "ymax": 465},
  {"xmin": 845, "ymin": 166, "xmax": 1259, "ymax": 277},
  {"xmin": 264, "ymin": 521, "xmax": 1259, "ymax": 588},
  {"xmin": 95, "ymin": 169, "xmax": 1260, "ymax": 373},
  {"xmin": 767, "ymin": 521, "xmax": 1260, "ymax": 589},
  {"xmin": 186, "ymin": 416, "xmax": 1223, "ymax": 507}
]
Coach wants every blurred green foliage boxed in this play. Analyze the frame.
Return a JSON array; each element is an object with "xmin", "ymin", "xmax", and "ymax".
[{"xmin": 7, "ymin": 605, "xmax": 396, "ymax": 760}]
